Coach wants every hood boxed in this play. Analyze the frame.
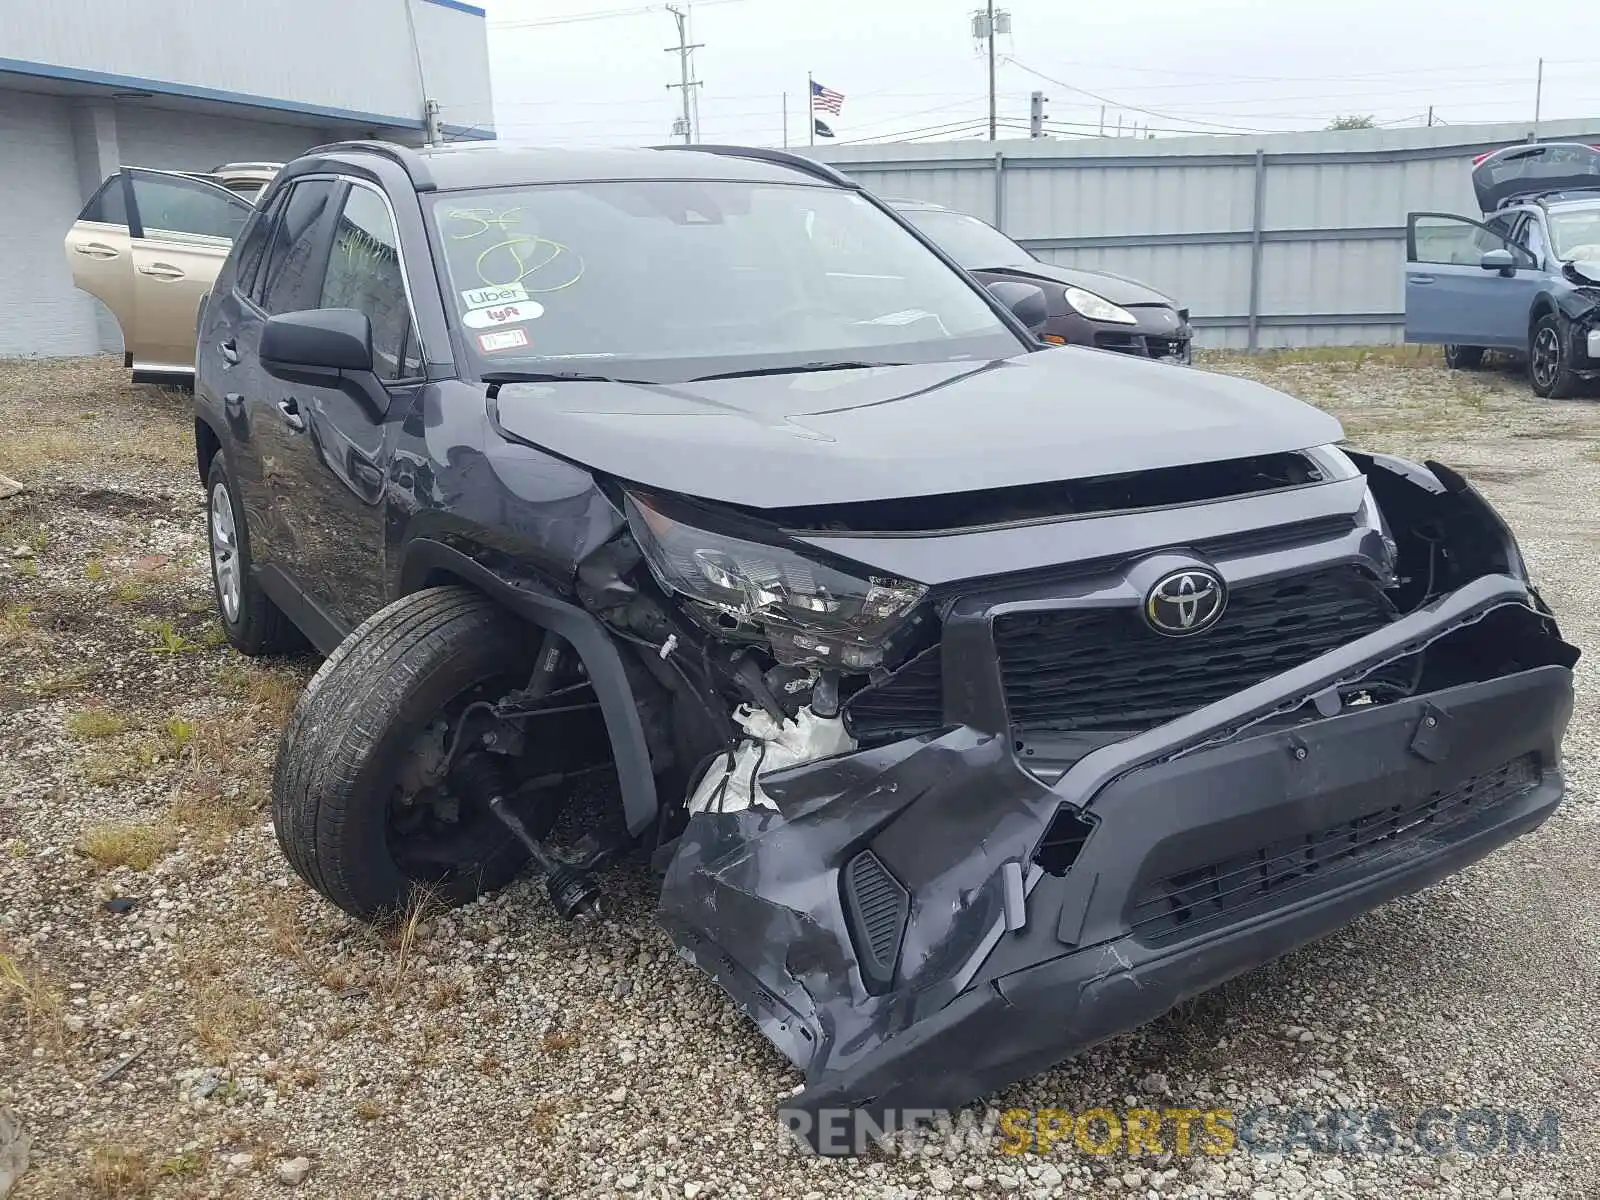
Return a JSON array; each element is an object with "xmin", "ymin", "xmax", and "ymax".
[
  {"xmin": 982, "ymin": 260, "xmax": 1176, "ymax": 308},
  {"xmin": 491, "ymin": 349, "xmax": 1341, "ymax": 510},
  {"xmin": 1563, "ymin": 258, "xmax": 1600, "ymax": 287}
]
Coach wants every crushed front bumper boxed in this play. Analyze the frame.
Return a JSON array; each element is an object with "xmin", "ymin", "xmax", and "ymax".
[{"xmin": 657, "ymin": 575, "xmax": 1574, "ymax": 1151}]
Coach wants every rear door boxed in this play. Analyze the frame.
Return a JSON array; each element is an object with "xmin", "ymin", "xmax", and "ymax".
[
  {"xmin": 64, "ymin": 173, "xmax": 135, "ymax": 350},
  {"xmin": 1403, "ymin": 212, "xmax": 1539, "ymax": 347},
  {"xmin": 123, "ymin": 168, "xmax": 253, "ymax": 373}
]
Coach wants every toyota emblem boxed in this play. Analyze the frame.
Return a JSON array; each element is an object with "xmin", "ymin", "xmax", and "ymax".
[{"xmin": 1144, "ymin": 567, "xmax": 1227, "ymax": 636}]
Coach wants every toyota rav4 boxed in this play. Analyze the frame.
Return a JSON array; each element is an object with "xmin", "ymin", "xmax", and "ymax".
[{"xmin": 192, "ymin": 139, "xmax": 1576, "ymax": 1150}]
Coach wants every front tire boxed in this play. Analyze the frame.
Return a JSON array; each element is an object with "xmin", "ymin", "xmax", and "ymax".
[
  {"xmin": 1529, "ymin": 313, "xmax": 1579, "ymax": 398},
  {"xmin": 1443, "ymin": 344, "xmax": 1485, "ymax": 370},
  {"xmin": 272, "ymin": 587, "xmax": 553, "ymax": 921},
  {"xmin": 206, "ymin": 456, "xmax": 300, "ymax": 655}
]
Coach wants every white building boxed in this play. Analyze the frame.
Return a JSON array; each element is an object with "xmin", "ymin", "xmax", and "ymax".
[{"xmin": 0, "ymin": 0, "xmax": 495, "ymax": 357}]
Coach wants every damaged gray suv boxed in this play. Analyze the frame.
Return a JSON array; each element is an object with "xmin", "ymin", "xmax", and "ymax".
[{"xmin": 191, "ymin": 140, "xmax": 1577, "ymax": 1149}]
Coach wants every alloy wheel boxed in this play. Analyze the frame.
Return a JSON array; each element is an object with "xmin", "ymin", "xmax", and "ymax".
[
  {"xmin": 209, "ymin": 481, "xmax": 242, "ymax": 623},
  {"xmin": 1531, "ymin": 327, "xmax": 1562, "ymax": 390}
]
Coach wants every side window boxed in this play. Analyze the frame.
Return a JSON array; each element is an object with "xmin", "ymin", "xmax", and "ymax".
[
  {"xmin": 1414, "ymin": 214, "xmax": 1510, "ymax": 266},
  {"xmin": 1523, "ymin": 216, "xmax": 1550, "ymax": 266},
  {"xmin": 257, "ymin": 180, "xmax": 339, "ymax": 316},
  {"xmin": 231, "ymin": 191, "xmax": 284, "ymax": 300},
  {"xmin": 127, "ymin": 171, "xmax": 251, "ymax": 242},
  {"xmin": 78, "ymin": 174, "xmax": 128, "ymax": 226},
  {"xmin": 319, "ymin": 185, "xmax": 423, "ymax": 380}
]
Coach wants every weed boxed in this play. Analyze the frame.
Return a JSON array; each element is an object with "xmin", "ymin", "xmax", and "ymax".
[
  {"xmin": 158, "ymin": 1149, "xmax": 209, "ymax": 1179},
  {"xmin": 426, "ymin": 979, "xmax": 464, "ymax": 1012},
  {"xmin": 0, "ymin": 941, "xmax": 65, "ymax": 1049},
  {"xmin": 353, "ymin": 1096, "xmax": 386, "ymax": 1121},
  {"xmin": 542, "ymin": 1029, "xmax": 579, "ymax": 1053},
  {"xmin": 82, "ymin": 1143, "xmax": 153, "ymax": 1199},
  {"xmin": 13, "ymin": 556, "xmax": 36, "ymax": 577},
  {"xmin": 83, "ymin": 751, "xmax": 142, "ymax": 788},
  {"xmin": 0, "ymin": 603, "xmax": 43, "ymax": 650},
  {"xmin": 143, "ymin": 618, "xmax": 199, "ymax": 654},
  {"xmin": 78, "ymin": 822, "xmax": 174, "ymax": 870},
  {"xmin": 111, "ymin": 578, "xmax": 148, "ymax": 605},
  {"xmin": 85, "ymin": 557, "xmax": 105, "ymax": 581},
  {"xmin": 193, "ymin": 981, "xmax": 264, "ymax": 1063},
  {"xmin": 67, "ymin": 708, "xmax": 131, "ymax": 739}
]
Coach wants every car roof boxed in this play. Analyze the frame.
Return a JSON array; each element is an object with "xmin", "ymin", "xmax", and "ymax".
[{"xmin": 302, "ymin": 142, "xmax": 846, "ymax": 192}]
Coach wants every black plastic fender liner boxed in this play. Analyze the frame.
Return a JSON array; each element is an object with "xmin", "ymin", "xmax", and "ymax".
[{"xmin": 397, "ymin": 538, "xmax": 660, "ymax": 835}]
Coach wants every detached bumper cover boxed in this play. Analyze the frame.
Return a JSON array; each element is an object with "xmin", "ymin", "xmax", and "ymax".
[{"xmin": 657, "ymin": 575, "xmax": 1574, "ymax": 1145}]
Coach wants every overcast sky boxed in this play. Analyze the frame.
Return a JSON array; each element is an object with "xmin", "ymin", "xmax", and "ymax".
[{"xmin": 469, "ymin": 0, "xmax": 1600, "ymax": 148}]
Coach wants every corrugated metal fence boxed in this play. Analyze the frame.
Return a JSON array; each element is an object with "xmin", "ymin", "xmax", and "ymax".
[{"xmin": 813, "ymin": 118, "xmax": 1600, "ymax": 349}]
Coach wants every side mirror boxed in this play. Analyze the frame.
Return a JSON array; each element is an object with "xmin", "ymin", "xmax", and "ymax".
[
  {"xmin": 985, "ymin": 280, "xmax": 1051, "ymax": 331},
  {"xmin": 260, "ymin": 309, "xmax": 374, "ymax": 381},
  {"xmin": 1479, "ymin": 248, "xmax": 1517, "ymax": 276}
]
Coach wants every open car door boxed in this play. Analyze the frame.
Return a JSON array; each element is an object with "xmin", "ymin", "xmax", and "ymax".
[
  {"xmin": 1403, "ymin": 212, "xmax": 1539, "ymax": 348},
  {"xmin": 64, "ymin": 168, "xmax": 253, "ymax": 380}
]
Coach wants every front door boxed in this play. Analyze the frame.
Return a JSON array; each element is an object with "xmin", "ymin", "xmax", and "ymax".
[
  {"xmin": 253, "ymin": 179, "xmax": 422, "ymax": 632},
  {"xmin": 1404, "ymin": 212, "xmax": 1540, "ymax": 348}
]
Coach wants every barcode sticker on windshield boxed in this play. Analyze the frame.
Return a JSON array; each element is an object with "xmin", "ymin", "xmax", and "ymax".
[
  {"xmin": 463, "ymin": 283, "xmax": 530, "ymax": 308},
  {"xmin": 478, "ymin": 328, "xmax": 530, "ymax": 353}
]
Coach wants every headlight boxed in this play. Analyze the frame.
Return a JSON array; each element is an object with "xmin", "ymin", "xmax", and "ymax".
[
  {"xmin": 1064, "ymin": 286, "xmax": 1137, "ymax": 325},
  {"xmin": 625, "ymin": 494, "xmax": 927, "ymax": 670}
]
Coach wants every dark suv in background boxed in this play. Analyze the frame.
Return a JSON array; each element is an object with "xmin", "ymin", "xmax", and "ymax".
[
  {"xmin": 891, "ymin": 198, "xmax": 1193, "ymax": 362},
  {"xmin": 191, "ymin": 139, "xmax": 1574, "ymax": 1150}
]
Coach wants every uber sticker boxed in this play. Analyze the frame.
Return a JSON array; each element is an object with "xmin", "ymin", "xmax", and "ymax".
[
  {"xmin": 463, "ymin": 300, "xmax": 544, "ymax": 329},
  {"xmin": 462, "ymin": 283, "xmax": 530, "ymax": 308},
  {"xmin": 478, "ymin": 328, "xmax": 530, "ymax": 353}
]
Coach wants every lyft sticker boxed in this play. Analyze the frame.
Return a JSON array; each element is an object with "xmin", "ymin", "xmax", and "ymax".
[
  {"xmin": 463, "ymin": 300, "xmax": 544, "ymax": 329},
  {"xmin": 461, "ymin": 283, "xmax": 530, "ymax": 308},
  {"xmin": 477, "ymin": 328, "xmax": 530, "ymax": 353}
]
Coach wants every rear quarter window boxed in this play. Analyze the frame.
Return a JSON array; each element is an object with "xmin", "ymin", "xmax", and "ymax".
[{"xmin": 78, "ymin": 175, "xmax": 128, "ymax": 226}]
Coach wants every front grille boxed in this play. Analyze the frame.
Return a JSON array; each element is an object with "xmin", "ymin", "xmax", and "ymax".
[
  {"xmin": 996, "ymin": 565, "xmax": 1394, "ymax": 735},
  {"xmin": 1128, "ymin": 754, "xmax": 1541, "ymax": 943}
]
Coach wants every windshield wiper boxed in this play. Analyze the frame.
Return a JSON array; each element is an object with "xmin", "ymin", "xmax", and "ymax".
[{"xmin": 689, "ymin": 360, "xmax": 910, "ymax": 382}]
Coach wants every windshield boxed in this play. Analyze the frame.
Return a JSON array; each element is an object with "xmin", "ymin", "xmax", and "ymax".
[
  {"xmin": 898, "ymin": 207, "xmax": 1034, "ymax": 270},
  {"xmin": 428, "ymin": 180, "xmax": 1022, "ymax": 381},
  {"xmin": 1548, "ymin": 208, "xmax": 1600, "ymax": 261}
]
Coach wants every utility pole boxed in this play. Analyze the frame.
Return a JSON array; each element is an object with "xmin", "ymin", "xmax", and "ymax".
[
  {"xmin": 1098, "ymin": 105, "xmax": 1105, "ymax": 137},
  {"xmin": 1426, "ymin": 105, "xmax": 1434, "ymax": 127},
  {"xmin": 1533, "ymin": 57, "xmax": 1544, "ymax": 139},
  {"xmin": 1029, "ymin": 91, "xmax": 1047, "ymax": 138},
  {"xmin": 664, "ymin": 6, "xmax": 702, "ymax": 145},
  {"xmin": 971, "ymin": 4, "xmax": 1009, "ymax": 141},
  {"xmin": 986, "ymin": 0, "xmax": 997, "ymax": 140},
  {"xmin": 423, "ymin": 98, "xmax": 442, "ymax": 146}
]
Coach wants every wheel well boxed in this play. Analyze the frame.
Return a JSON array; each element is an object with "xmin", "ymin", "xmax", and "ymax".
[
  {"xmin": 1529, "ymin": 299, "xmax": 1557, "ymax": 335},
  {"xmin": 195, "ymin": 418, "xmax": 222, "ymax": 487}
]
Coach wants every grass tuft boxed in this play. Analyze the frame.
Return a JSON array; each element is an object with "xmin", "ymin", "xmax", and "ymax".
[
  {"xmin": 67, "ymin": 708, "xmax": 131, "ymax": 739},
  {"xmin": 81, "ymin": 1143, "xmax": 153, "ymax": 1200},
  {"xmin": 78, "ymin": 822, "xmax": 174, "ymax": 870}
]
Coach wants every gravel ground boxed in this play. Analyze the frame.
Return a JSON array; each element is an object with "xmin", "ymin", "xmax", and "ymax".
[{"xmin": 1, "ymin": 350, "xmax": 1597, "ymax": 1200}]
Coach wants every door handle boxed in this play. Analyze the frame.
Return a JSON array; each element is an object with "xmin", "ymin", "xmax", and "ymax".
[
  {"xmin": 219, "ymin": 339, "xmax": 239, "ymax": 365},
  {"xmin": 138, "ymin": 263, "xmax": 185, "ymax": 280},
  {"xmin": 74, "ymin": 242, "xmax": 119, "ymax": 259},
  {"xmin": 277, "ymin": 398, "xmax": 306, "ymax": 432},
  {"xmin": 1411, "ymin": 275, "xmax": 1436, "ymax": 285}
]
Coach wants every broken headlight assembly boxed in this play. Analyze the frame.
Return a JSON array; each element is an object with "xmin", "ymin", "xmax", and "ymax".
[{"xmin": 624, "ymin": 494, "xmax": 926, "ymax": 670}]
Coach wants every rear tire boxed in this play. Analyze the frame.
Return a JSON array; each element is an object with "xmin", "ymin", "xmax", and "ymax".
[
  {"xmin": 1443, "ymin": 344, "xmax": 1485, "ymax": 370},
  {"xmin": 1529, "ymin": 313, "xmax": 1578, "ymax": 398},
  {"xmin": 271, "ymin": 587, "xmax": 550, "ymax": 921},
  {"xmin": 206, "ymin": 456, "xmax": 301, "ymax": 656}
]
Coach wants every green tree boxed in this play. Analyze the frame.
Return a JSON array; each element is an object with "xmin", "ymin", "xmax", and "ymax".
[{"xmin": 1326, "ymin": 115, "xmax": 1377, "ymax": 130}]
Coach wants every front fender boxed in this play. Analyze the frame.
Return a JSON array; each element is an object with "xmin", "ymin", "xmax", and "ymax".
[{"xmin": 397, "ymin": 538, "xmax": 661, "ymax": 836}]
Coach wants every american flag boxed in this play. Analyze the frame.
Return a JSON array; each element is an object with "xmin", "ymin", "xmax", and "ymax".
[{"xmin": 811, "ymin": 80, "xmax": 844, "ymax": 116}]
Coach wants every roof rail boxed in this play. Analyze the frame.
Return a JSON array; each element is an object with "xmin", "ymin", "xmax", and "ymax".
[
  {"xmin": 297, "ymin": 140, "xmax": 436, "ymax": 192},
  {"xmin": 651, "ymin": 143, "xmax": 856, "ymax": 187}
]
